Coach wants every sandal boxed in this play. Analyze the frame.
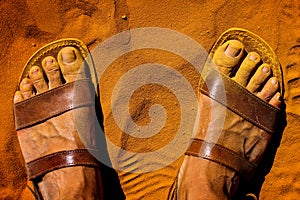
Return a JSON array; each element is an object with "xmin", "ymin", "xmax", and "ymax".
[
  {"xmin": 14, "ymin": 39, "xmax": 102, "ymax": 199},
  {"xmin": 179, "ymin": 28, "xmax": 286, "ymax": 199}
]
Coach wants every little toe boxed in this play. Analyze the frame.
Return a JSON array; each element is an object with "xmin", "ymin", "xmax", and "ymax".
[
  {"xmin": 233, "ymin": 52, "xmax": 260, "ymax": 86},
  {"xmin": 29, "ymin": 66, "xmax": 48, "ymax": 94},
  {"xmin": 14, "ymin": 91, "xmax": 24, "ymax": 103},
  {"xmin": 246, "ymin": 64, "xmax": 271, "ymax": 93},
  {"xmin": 213, "ymin": 40, "xmax": 245, "ymax": 76},
  {"xmin": 57, "ymin": 47, "xmax": 85, "ymax": 82},
  {"xmin": 257, "ymin": 77, "xmax": 279, "ymax": 102},
  {"xmin": 269, "ymin": 92, "xmax": 281, "ymax": 108},
  {"xmin": 42, "ymin": 56, "xmax": 62, "ymax": 89},
  {"xmin": 20, "ymin": 78, "xmax": 34, "ymax": 99}
]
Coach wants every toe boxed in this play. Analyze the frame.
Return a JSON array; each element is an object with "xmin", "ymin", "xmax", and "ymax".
[
  {"xmin": 233, "ymin": 52, "xmax": 260, "ymax": 86},
  {"xmin": 29, "ymin": 66, "xmax": 48, "ymax": 94},
  {"xmin": 20, "ymin": 78, "xmax": 34, "ymax": 99},
  {"xmin": 246, "ymin": 64, "xmax": 271, "ymax": 93},
  {"xmin": 213, "ymin": 40, "xmax": 244, "ymax": 76},
  {"xmin": 257, "ymin": 77, "xmax": 279, "ymax": 102},
  {"xmin": 269, "ymin": 92, "xmax": 281, "ymax": 108},
  {"xmin": 57, "ymin": 47, "xmax": 85, "ymax": 82},
  {"xmin": 42, "ymin": 56, "xmax": 62, "ymax": 89},
  {"xmin": 14, "ymin": 91, "xmax": 23, "ymax": 103}
]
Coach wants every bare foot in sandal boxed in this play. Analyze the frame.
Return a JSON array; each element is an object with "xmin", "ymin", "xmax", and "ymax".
[
  {"xmin": 177, "ymin": 29, "xmax": 285, "ymax": 200},
  {"xmin": 14, "ymin": 40, "xmax": 102, "ymax": 200}
]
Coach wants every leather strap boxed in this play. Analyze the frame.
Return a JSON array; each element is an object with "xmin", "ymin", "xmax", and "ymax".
[
  {"xmin": 27, "ymin": 149, "xmax": 99, "ymax": 180},
  {"xmin": 200, "ymin": 68, "xmax": 280, "ymax": 134},
  {"xmin": 185, "ymin": 138, "xmax": 257, "ymax": 179},
  {"xmin": 14, "ymin": 79, "xmax": 94, "ymax": 130}
]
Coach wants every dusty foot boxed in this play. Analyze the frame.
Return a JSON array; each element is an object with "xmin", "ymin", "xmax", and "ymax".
[
  {"xmin": 177, "ymin": 40, "xmax": 281, "ymax": 200},
  {"xmin": 14, "ymin": 47, "xmax": 101, "ymax": 200}
]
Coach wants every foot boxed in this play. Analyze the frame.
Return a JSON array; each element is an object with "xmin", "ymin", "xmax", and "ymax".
[
  {"xmin": 177, "ymin": 40, "xmax": 281, "ymax": 199},
  {"xmin": 14, "ymin": 47, "xmax": 101, "ymax": 200}
]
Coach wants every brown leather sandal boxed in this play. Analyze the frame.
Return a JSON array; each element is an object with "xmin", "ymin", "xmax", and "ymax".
[
  {"xmin": 184, "ymin": 28, "xmax": 286, "ymax": 199},
  {"xmin": 14, "ymin": 39, "xmax": 102, "ymax": 199}
]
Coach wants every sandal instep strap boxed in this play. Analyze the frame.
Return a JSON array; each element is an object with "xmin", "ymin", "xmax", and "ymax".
[
  {"xmin": 27, "ymin": 149, "xmax": 99, "ymax": 180},
  {"xmin": 185, "ymin": 138, "xmax": 257, "ymax": 180},
  {"xmin": 14, "ymin": 78, "xmax": 94, "ymax": 130}
]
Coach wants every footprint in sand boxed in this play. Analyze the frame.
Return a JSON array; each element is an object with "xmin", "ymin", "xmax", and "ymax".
[
  {"xmin": 285, "ymin": 44, "xmax": 300, "ymax": 115},
  {"xmin": 278, "ymin": 0, "xmax": 300, "ymax": 115}
]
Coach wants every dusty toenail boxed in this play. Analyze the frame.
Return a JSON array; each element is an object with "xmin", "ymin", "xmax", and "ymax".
[
  {"xmin": 225, "ymin": 44, "xmax": 242, "ymax": 58},
  {"xmin": 262, "ymin": 66, "xmax": 270, "ymax": 73},
  {"xmin": 271, "ymin": 78, "xmax": 277, "ymax": 85},
  {"xmin": 62, "ymin": 50, "xmax": 77, "ymax": 64},
  {"xmin": 31, "ymin": 68, "xmax": 39, "ymax": 75},
  {"xmin": 45, "ymin": 57, "xmax": 54, "ymax": 65},
  {"xmin": 249, "ymin": 54, "xmax": 258, "ymax": 61},
  {"xmin": 14, "ymin": 94, "xmax": 21, "ymax": 102},
  {"xmin": 22, "ymin": 78, "xmax": 31, "ymax": 84}
]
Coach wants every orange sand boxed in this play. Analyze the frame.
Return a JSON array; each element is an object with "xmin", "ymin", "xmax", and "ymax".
[{"xmin": 0, "ymin": 0, "xmax": 299, "ymax": 199}]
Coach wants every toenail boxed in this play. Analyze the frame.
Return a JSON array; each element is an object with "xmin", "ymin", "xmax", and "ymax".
[
  {"xmin": 262, "ymin": 66, "xmax": 270, "ymax": 73},
  {"xmin": 31, "ymin": 68, "xmax": 39, "ymax": 75},
  {"xmin": 61, "ymin": 50, "xmax": 77, "ymax": 64},
  {"xmin": 23, "ymin": 79, "xmax": 30, "ymax": 84},
  {"xmin": 225, "ymin": 44, "xmax": 242, "ymax": 58},
  {"xmin": 45, "ymin": 58, "xmax": 54, "ymax": 65},
  {"xmin": 14, "ymin": 95, "xmax": 21, "ymax": 102},
  {"xmin": 271, "ymin": 78, "xmax": 277, "ymax": 85},
  {"xmin": 249, "ymin": 54, "xmax": 258, "ymax": 61},
  {"xmin": 22, "ymin": 80, "xmax": 30, "ymax": 85}
]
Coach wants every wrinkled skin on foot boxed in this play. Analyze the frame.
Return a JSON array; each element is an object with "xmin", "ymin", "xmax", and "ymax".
[
  {"xmin": 177, "ymin": 40, "xmax": 281, "ymax": 200},
  {"xmin": 14, "ymin": 47, "xmax": 101, "ymax": 200}
]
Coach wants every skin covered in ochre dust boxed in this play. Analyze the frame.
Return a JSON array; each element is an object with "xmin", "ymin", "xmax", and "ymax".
[
  {"xmin": 177, "ymin": 40, "xmax": 282, "ymax": 200},
  {"xmin": 14, "ymin": 47, "xmax": 101, "ymax": 200}
]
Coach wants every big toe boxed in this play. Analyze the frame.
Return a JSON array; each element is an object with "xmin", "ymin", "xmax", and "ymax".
[
  {"xmin": 213, "ymin": 40, "xmax": 244, "ymax": 76},
  {"xmin": 58, "ymin": 47, "xmax": 85, "ymax": 82}
]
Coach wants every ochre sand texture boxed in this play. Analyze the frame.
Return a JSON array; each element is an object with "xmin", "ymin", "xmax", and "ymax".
[{"xmin": 1, "ymin": 0, "xmax": 300, "ymax": 199}]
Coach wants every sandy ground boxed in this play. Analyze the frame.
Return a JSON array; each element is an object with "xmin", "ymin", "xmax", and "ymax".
[{"xmin": 0, "ymin": 0, "xmax": 300, "ymax": 199}]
